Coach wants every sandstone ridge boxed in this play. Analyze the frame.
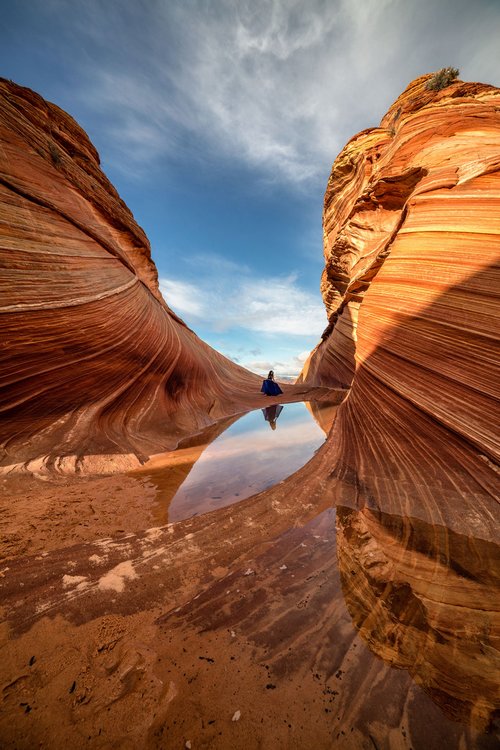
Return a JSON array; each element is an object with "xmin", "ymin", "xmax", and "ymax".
[
  {"xmin": 299, "ymin": 72, "xmax": 499, "ymax": 464},
  {"xmin": 1, "ymin": 75, "xmax": 499, "ymax": 744},
  {"xmin": 0, "ymin": 79, "xmax": 308, "ymax": 474},
  {"xmin": 296, "ymin": 74, "xmax": 500, "ymax": 729}
]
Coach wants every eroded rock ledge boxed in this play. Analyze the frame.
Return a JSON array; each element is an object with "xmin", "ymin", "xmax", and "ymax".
[{"xmin": 0, "ymin": 75, "xmax": 499, "ymax": 745}]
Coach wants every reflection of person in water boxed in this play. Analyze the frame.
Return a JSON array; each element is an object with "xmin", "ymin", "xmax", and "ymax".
[
  {"xmin": 261, "ymin": 369, "xmax": 283, "ymax": 396},
  {"xmin": 262, "ymin": 404, "xmax": 283, "ymax": 430}
]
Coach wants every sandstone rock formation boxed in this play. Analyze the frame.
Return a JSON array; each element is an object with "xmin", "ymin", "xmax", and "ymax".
[
  {"xmin": 298, "ymin": 73, "xmax": 500, "ymax": 730},
  {"xmin": 299, "ymin": 72, "xmax": 499, "ymax": 508},
  {"xmin": 336, "ymin": 506, "xmax": 500, "ymax": 727},
  {"xmin": 300, "ymin": 75, "xmax": 499, "ymax": 418},
  {"xmin": 1, "ymin": 74, "xmax": 499, "ymax": 748},
  {"xmin": 0, "ymin": 79, "xmax": 276, "ymax": 474}
]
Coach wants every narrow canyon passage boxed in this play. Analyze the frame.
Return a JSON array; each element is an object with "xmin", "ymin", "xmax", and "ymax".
[{"xmin": 1, "ymin": 73, "xmax": 499, "ymax": 750}]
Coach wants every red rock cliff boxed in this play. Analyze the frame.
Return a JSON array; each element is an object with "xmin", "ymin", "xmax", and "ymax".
[
  {"xmin": 300, "ymin": 73, "xmax": 500, "ymax": 465},
  {"xmin": 0, "ymin": 79, "xmax": 261, "ymax": 473},
  {"xmin": 297, "ymin": 75, "xmax": 500, "ymax": 728}
]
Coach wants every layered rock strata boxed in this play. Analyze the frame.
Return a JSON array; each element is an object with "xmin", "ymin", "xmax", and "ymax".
[
  {"xmin": 298, "ymin": 74, "xmax": 500, "ymax": 730},
  {"xmin": 1, "ymin": 74, "xmax": 499, "ymax": 746},
  {"xmin": 0, "ymin": 79, "xmax": 275, "ymax": 473},
  {"xmin": 301, "ymin": 75, "xmax": 500, "ymax": 409},
  {"xmin": 299, "ymin": 72, "xmax": 499, "ymax": 498}
]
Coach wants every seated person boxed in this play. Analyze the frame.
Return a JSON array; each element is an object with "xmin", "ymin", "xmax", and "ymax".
[{"xmin": 261, "ymin": 369, "xmax": 283, "ymax": 396}]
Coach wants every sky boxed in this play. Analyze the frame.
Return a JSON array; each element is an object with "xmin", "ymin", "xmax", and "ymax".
[{"xmin": 1, "ymin": 0, "xmax": 499, "ymax": 378}]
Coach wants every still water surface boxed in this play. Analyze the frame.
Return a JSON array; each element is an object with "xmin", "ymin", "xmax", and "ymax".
[{"xmin": 143, "ymin": 401, "xmax": 332, "ymax": 523}]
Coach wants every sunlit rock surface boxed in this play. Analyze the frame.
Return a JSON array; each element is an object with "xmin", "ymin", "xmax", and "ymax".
[
  {"xmin": 299, "ymin": 75, "xmax": 499, "ymax": 439},
  {"xmin": 0, "ymin": 78, "xmax": 268, "ymax": 473},
  {"xmin": 1, "ymin": 75, "xmax": 499, "ymax": 748},
  {"xmin": 299, "ymin": 72, "xmax": 499, "ymax": 505},
  {"xmin": 297, "ymin": 73, "xmax": 500, "ymax": 733}
]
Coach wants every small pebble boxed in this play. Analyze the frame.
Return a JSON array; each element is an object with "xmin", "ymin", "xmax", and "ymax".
[
  {"xmin": 185, "ymin": 742, "xmax": 192, "ymax": 749},
  {"xmin": 232, "ymin": 710, "xmax": 241, "ymax": 722}
]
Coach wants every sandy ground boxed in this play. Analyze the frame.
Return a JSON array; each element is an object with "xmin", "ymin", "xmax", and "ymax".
[
  {"xmin": 2, "ymin": 504, "xmax": 486, "ymax": 750},
  {"xmin": 0, "ymin": 473, "xmax": 157, "ymax": 561},
  {"xmin": 1, "ymin": 393, "xmax": 498, "ymax": 749}
]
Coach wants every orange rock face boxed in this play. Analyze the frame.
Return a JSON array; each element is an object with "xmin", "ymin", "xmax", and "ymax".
[
  {"xmin": 298, "ymin": 74, "xmax": 500, "ymax": 730},
  {"xmin": 300, "ymin": 72, "xmax": 499, "ymax": 468},
  {"xmin": 0, "ymin": 74, "xmax": 498, "ymax": 745},
  {"xmin": 0, "ymin": 79, "xmax": 262, "ymax": 473}
]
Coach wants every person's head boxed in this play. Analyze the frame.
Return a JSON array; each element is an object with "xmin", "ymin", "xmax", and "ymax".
[
  {"xmin": 268, "ymin": 370, "xmax": 274, "ymax": 379},
  {"xmin": 270, "ymin": 420, "xmax": 277, "ymax": 430}
]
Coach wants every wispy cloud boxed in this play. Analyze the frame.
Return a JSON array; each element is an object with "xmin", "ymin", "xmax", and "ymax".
[
  {"xmin": 159, "ymin": 269, "xmax": 326, "ymax": 337},
  {"xmin": 242, "ymin": 355, "xmax": 309, "ymax": 380},
  {"xmin": 159, "ymin": 279, "xmax": 204, "ymax": 317},
  {"xmin": 159, "ymin": 255, "xmax": 326, "ymax": 379},
  {"xmin": 61, "ymin": 0, "xmax": 500, "ymax": 184}
]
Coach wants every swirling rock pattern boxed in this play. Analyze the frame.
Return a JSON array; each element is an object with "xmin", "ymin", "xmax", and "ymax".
[
  {"xmin": 299, "ymin": 73, "xmax": 500, "ymax": 507},
  {"xmin": 336, "ymin": 506, "xmax": 500, "ymax": 728},
  {"xmin": 299, "ymin": 74, "xmax": 500, "ymax": 455},
  {"xmin": 0, "ymin": 79, "xmax": 268, "ymax": 473},
  {"xmin": 298, "ymin": 74, "xmax": 500, "ymax": 731},
  {"xmin": 1, "ymin": 75, "xmax": 499, "ymax": 748}
]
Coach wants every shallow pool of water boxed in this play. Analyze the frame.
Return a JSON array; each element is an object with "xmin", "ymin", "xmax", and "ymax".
[{"xmin": 143, "ymin": 400, "xmax": 334, "ymax": 523}]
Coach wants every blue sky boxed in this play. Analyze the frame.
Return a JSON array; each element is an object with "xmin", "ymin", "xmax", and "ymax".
[{"xmin": 1, "ymin": 0, "xmax": 499, "ymax": 377}]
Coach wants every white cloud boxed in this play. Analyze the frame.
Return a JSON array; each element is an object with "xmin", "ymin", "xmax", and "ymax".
[
  {"xmin": 68, "ymin": 0, "xmax": 500, "ymax": 185},
  {"xmin": 159, "ymin": 269, "xmax": 326, "ymax": 337},
  {"xmin": 159, "ymin": 279, "xmax": 204, "ymax": 317},
  {"xmin": 245, "ymin": 360, "xmax": 276, "ymax": 371},
  {"xmin": 158, "ymin": 255, "xmax": 325, "ymax": 379},
  {"xmin": 242, "ymin": 356, "xmax": 307, "ymax": 380},
  {"xmin": 237, "ymin": 275, "xmax": 326, "ymax": 335}
]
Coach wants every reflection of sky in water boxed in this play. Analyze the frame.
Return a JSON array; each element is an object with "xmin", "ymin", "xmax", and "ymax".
[{"xmin": 158, "ymin": 402, "xmax": 326, "ymax": 522}]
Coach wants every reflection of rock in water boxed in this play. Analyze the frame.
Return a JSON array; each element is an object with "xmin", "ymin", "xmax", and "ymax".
[
  {"xmin": 296, "ymin": 76, "xmax": 500, "ymax": 735},
  {"xmin": 336, "ymin": 505, "xmax": 500, "ymax": 730},
  {"xmin": 132, "ymin": 414, "xmax": 239, "ymax": 524},
  {"xmin": 306, "ymin": 399, "xmax": 338, "ymax": 436}
]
